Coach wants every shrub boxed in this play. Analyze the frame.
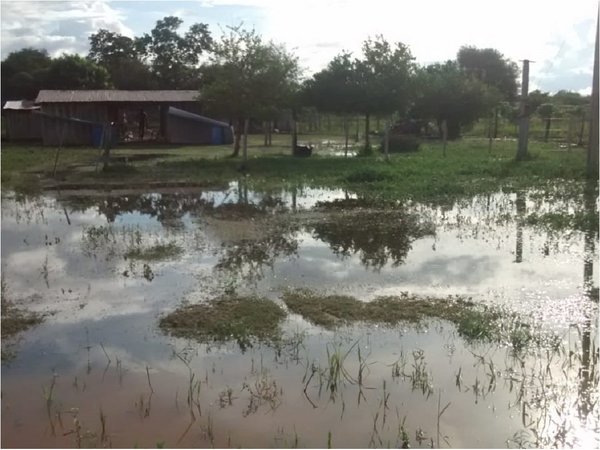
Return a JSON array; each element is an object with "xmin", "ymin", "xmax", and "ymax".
[{"xmin": 381, "ymin": 134, "xmax": 420, "ymax": 153}]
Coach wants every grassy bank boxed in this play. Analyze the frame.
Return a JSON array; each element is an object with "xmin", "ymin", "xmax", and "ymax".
[{"xmin": 1, "ymin": 134, "xmax": 592, "ymax": 203}]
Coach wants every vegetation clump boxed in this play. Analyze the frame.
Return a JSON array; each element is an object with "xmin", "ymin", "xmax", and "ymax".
[
  {"xmin": 124, "ymin": 242, "xmax": 183, "ymax": 261},
  {"xmin": 1, "ymin": 286, "xmax": 44, "ymax": 360},
  {"xmin": 159, "ymin": 295, "xmax": 286, "ymax": 350},
  {"xmin": 282, "ymin": 289, "xmax": 547, "ymax": 350}
]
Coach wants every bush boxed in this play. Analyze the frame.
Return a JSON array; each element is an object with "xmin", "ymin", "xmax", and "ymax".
[
  {"xmin": 357, "ymin": 145, "xmax": 375, "ymax": 157},
  {"xmin": 381, "ymin": 134, "xmax": 420, "ymax": 153}
]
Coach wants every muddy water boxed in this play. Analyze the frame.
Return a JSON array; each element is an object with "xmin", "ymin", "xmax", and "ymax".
[{"xmin": 1, "ymin": 183, "xmax": 598, "ymax": 448}]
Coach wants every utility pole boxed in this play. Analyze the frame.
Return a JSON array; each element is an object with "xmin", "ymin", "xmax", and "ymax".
[
  {"xmin": 517, "ymin": 59, "xmax": 531, "ymax": 160},
  {"xmin": 588, "ymin": 8, "xmax": 599, "ymax": 179}
]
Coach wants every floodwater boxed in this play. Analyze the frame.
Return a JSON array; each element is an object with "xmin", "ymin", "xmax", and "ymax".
[{"xmin": 1, "ymin": 181, "xmax": 598, "ymax": 448}]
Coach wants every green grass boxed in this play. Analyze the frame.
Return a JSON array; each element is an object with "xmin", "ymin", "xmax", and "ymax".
[
  {"xmin": 159, "ymin": 295, "xmax": 286, "ymax": 350},
  {"xmin": 1, "ymin": 135, "xmax": 593, "ymax": 204}
]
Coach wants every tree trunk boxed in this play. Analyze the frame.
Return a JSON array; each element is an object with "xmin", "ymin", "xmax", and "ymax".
[
  {"xmin": 344, "ymin": 116, "xmax": 349, "ymax": 158},
  {"xmin": 355, "ymin": 115, "xmax": 360, "ymax": 142},
  {"xmin": 291, "ymin": 109, "xmax": 298, "ymax": 154},
  {"xmin": 232, "ymin": 118, "xmax": 242, "ymax": 157},
  {"xmin": 384, "ymin": 119, "xmax": 390, "ymax": 161},
  {"xmin": 442, "ymin": 119, "xmax": 448, "ymax": 157},
  {"xmin": 493, "ymin": 107, "xmax": 499, "ymax": 139},
  {"xmin": 268, "ymin": 121, "xmax": 273, "ymax": 146},
  {"xmin": 241, "ymin": 118, "xmax": 249, "ymax": 168},
  {"xmin": 263, "ymin": 121, "xmax": 268, "ymax": 146},
  {"xmin": 544, "ymin": 119, "xmax": 551, "ymax": 142},
  {"xmin": 364, "ymin": 113, "xmax": 371, "ymax": 150}
]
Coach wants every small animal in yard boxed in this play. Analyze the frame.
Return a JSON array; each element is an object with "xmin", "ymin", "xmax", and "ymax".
[{"xmin": 294, "ymin": 145, "xmax": 313, "ymax": 157}]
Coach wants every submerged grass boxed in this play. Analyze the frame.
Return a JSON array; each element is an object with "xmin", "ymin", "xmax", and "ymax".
[
  {"xmin": 282, "ymin": 289, "xmax": 547, "ymax": 349},
  {"xmin": 159, "ymin": 295, "xmax": 286, "ymax": 350}
]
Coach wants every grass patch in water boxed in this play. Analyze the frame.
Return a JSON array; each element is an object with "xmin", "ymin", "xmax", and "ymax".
[
  {"xmin": 125, "ymin": 242, "xmax": 183, "ymax": 261},
  {"xmin": 1, "ymin": 287, "xmax": 44, "ymax": 360},
  {"xmin": 159, "ymin": 295, "xmax": 286, "ymax": 350},
  {"xmin": 282, "ymin": 289, "xmax": 546, "ymax": 349}
]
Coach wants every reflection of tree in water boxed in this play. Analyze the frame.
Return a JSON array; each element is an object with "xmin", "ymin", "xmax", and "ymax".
[
  {"xmin": 215, "ymin": 221, "xmax": 299, "ymax": 283},
  {"xmin": 61, "ymin": 193, "xmax": 206, "ymax": 228},
  {"xmin": 311, "ymin": 210, "xmax": 435, "ymax": 270}
]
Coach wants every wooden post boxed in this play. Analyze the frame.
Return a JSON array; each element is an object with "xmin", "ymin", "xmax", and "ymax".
[
  {"xmin": 567, "ymin": 116, "xmax": 574, "ymax": 152},
  {"xmin": 517, "ymin": 59, "xmax": 531, "ymax": 160},
  {"xmin": 588, "ymin": 8, "xmax": 599, "ymax": 178}
]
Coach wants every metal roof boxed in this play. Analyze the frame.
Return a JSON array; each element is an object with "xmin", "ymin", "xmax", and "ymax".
[
  {"xmin": 3, "ymin": 100, "xmax": 40, "ymax": 110},
  {"xmin": 35, "ymin": 90, "xmax": 200, "ymax": 103},
  {"xmin": 167, "ymin": 107, "xmax": 230, "ymax": 128}
]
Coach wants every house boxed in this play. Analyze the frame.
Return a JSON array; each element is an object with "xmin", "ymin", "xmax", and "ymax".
[
  {"xmin": 166, "ymin": 107, "xmax": 233, "ymax": 145},
  {"xmin": 35, "ymin": 90, "xmax": 203, "ymax": 146},
  {"xmin": 2, "ymin": 100, "xmax": 42, "ymax": 141}
]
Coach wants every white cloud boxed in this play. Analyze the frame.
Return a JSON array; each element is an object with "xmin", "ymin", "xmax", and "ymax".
[
  {"xmin": 1, "ymin": 0, "xmax": 596, "ymax": 92},
  {"xmin": 1, "ymin": 0, "xmax": 134, "ymax": 58}
]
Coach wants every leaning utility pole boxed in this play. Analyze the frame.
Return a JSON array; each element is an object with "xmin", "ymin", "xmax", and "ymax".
[
  {"xmin": 588, "ymin": 8, "xmax": 599, "ymax": 179},
  {"xmin": 517, "ymin": 59, "xmax": 531, "ymax": 160}
]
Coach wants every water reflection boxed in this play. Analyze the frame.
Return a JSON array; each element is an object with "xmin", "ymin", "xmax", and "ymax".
[
  {"xmin": 1, "ymin": 184, "xmax": 598, "ymax": 448},
  {"xmin": 515, "ymin": 190, "xmax": 526, "ymax": 263},
  {"xmin": 310, "ymin": 210, "xmax": 435, "ymax": 270}
]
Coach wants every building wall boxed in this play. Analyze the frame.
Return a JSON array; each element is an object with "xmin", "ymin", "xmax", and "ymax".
[
  {"xmin": 166, "ymin": 115, "xmax": 213, "ymax": 144},
  {"xmin": 4, "ymin": 110, "xmax": 42, "ymax": 141},
  {"xmin": 39, "ymin": 101, "xmax": 203, "ymax": 146},
  {"xmin": 41, "ymin": 103, "xmax": 109, "ymax": 146}
]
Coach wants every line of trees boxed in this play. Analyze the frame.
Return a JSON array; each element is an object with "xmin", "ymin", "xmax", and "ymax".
[{"xmin": 1, "ymin": 17, "xmax": 592, "ymax": 153}]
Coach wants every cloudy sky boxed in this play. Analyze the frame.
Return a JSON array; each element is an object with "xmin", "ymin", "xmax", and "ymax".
[{"xmin": 1, "ymin": 0, "xmax": 598, "ymax": 94}]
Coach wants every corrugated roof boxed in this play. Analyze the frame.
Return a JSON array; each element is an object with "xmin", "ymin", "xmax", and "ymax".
[
  {"xmin": 35, "ymin": 90, "xmax": 200, "ymax": 103},
  {"xmin": 3, "ymin": 100, "xmax": 40, "ymax": 110},
  {"xmin": 167, "ymin": 107, "xmax": 230, "ymax": 127}
]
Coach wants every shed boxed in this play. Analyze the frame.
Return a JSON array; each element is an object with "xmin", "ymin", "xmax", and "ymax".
[
  {"xmin": 35, "ymin": 90, "xmax": 202, "ymax": 146},
  {"xmin": 166, "ymin": 107, "xmax": 233, "ymax": 145},
  {"xmin": 2, "ymin": 100, "xmax": 42, "ymax": 141}
]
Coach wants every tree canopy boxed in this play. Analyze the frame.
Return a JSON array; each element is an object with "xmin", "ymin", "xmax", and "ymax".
[
  {"xmin": 457, "ymin": 46, "xmax": 519, "ymax": 101},
  {"xmin": 412, "ymin": 61, "xmax": 494, "ymax": 139},
  {"xmin": 200, "ymin": 26, "xmax": 300, "ymax": 157}
]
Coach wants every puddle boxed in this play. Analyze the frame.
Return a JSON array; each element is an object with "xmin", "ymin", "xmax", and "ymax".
[{"xmin": 1, "ymin": 182, "xmax": 598, "ymax": 447}]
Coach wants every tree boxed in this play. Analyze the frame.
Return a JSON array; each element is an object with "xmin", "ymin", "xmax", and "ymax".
[
  {"xmin": 88, "ymin": 29, "xmax": 156, "ymax": 89},
  {"xmin": 303, "ymin": 52, "xmax": 359, "ymax": 155},
  {"xmin": 304, "ymin": 52, "xmax": 358, "ymax": 114},
  {"xmin": 528, "ymin": 89, "xmax": 550, "ymax": 115},
  {"xmin": 458, "ymin": 46, "xmax": 519, "ymax": 138},
  {"xmin": 44, "ymin": 54, "xmax": 111, "ymax": 89},
  {"xmin": 1, "ymin": 48, "xmax": 51, "ymax": 101},
  {"xmin": 88, "ymin": 29, "xmax": 138, "ymax": 66},
  {"xmin": 412, "ymin": 61, "xmax": 494, "ymax": 139},
  {"xmin": 136, "ymin": 16, "xmax": 213, "ymax": 88},
  {"xmin": 353, "ymin": 36, "xmax": 416, "ymax": 149},
  {"xmin": 457, "ymin": 46, "xmax": 519, "ymax": 100},
  {"xmin": 200, "ymin": 26, "xmax": 300, "ymax": 163}
]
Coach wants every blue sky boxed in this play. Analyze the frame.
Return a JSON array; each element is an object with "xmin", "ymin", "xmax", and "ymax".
[{"xmin": 1, "ymin": 0, "xmax": 598, "ymax": 94}]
